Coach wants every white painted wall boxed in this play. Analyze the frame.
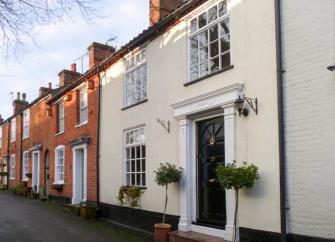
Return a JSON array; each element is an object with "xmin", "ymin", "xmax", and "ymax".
[
  {"xmin": 100, "ymin": 0, "xmax": 281, "ymax": 233},
  {"xmin": 282, "ymin": 0, "xmax": 335, "ymax": 239}
]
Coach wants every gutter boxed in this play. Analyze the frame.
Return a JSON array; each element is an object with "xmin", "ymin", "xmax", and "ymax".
[{"xmin": 274, "ymin": 0, "xmax": 287, "ymax": 241}]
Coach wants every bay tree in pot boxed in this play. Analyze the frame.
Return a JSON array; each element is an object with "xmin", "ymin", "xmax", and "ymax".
[
  {"xmin": 154, "ymin": 162, "xmax": 183, "ymax": 242},
  {"xmin": 216, "ymin": 161, "xmax": 259, "ymax": 242}
]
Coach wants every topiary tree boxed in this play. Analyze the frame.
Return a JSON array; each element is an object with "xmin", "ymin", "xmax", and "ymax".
[
  {"xmin": 216, "ymin": 161, "xmax": 259, "ymax": 242},
  {"xmin": 154, "ymin": 162, "xmax": 183, "ymax": 224}
]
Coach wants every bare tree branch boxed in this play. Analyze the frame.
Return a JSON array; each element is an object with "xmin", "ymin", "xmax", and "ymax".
[{"xmin": 0, "ymin": 0, "xmax": 101, "ymax": 61}]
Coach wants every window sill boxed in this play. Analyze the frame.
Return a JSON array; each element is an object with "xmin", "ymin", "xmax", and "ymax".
[
  {"xmin": 55, "ymin": 132, "xmax": 64, "ymax": 137},
  {"xmin": 184, "ymin": 65, "xmax": 234, "ymax": 87},
  {"xmin": 22, "ymin": 178, "xmax": 29, "ymax": 181},
  {"xmin": 53, "ymin": 182, "xmax": 64, "ymax": 185},
  {"xmin": 22, "ymin": 136, "xmax": 29, "ymax": 141},
  {"xmin": 75, "ymin": 121, "xmax": 88, "ymax": 128},
  {"xmin": 121, "ymin": 99, "xmax": 148, "ymax": 111},
  {"xmin": 9, "ymin": 178, "xmax": 15, "ymax": 180}
]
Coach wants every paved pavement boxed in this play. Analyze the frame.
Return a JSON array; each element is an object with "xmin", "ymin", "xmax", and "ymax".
[{"xmin": 0, "ymin": 191, "xmax": 152, "ymax": 242}]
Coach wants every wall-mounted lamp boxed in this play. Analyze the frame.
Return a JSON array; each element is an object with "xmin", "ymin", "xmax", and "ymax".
[
  {"xmin": 327, "ymin": 65, "xmax": 335, "ymax": 72},
  {"xmin": 234, "ymin": 94, "xmax": 258, "ymax": 117}
]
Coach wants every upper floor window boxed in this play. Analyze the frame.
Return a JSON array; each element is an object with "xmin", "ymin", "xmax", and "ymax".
[
  {"xmin": 10, "ymin": 154, "xmax": 15, "ymax": 179},
  {"xmin": 57, "ymin": 102, "xmax": 64, "ymax": 134},
  {"xmin": 79, "ymin": 89, "xmax": 88, "ymax": 125},
  {"xmin": 189, "ymin": 1, "xmax": 230, "ymax": 82},
  {"xmin": 55, "ymin": 146, "xmax": 65, "ymax": 184},
  {"xmin": 22, "ymin": 151, "xmax": 29, "ymax": 181},
  {"xmin": 0, "ymin": 126, "xmax": 2, "ymax": 148},
  {"xmin": 124, "ymin": 49, "xmax": 147, "ymax": 107},
  {"xmin": 124, "ymin": 127, "xmax": 146, "ymax": 187},
  {"xmin": 10, "ymin": 118, "xmax": 16, "ymax": 143},
  {"xmin": 23, "ymin": 110, "xmax": 30, "ymax": 139}
]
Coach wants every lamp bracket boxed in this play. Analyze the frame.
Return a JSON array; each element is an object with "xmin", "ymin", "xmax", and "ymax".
[
  {"xmin": 242, "ymin": 94, "xmax": 258, "ymax": 115},
  {"xmin": 157, "ymin": 118, "xmax": 170, "ymax": 133}
]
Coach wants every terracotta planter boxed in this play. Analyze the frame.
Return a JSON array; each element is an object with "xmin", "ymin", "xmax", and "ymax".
[
  {"xmin": 80, "ymin": 206, "xmax": 96, "ymax": 219},
  {"xmin": 154, "ymin": 223, "xmax": 172, "ymax": 242}
]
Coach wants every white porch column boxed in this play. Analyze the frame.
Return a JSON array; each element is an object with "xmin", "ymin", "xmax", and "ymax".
[
  {"xmin": 178, "ymin": 117, "xmax": 193, "ymax": 231},
  {"xmin": 223, "ymin": 105, "xmax": 238, "ymax": 241}
]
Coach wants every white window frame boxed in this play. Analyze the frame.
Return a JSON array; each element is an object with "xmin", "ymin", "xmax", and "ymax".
[
  {"xmin": 10, "ymin": 154, "xmax": 15, "ymax": 179},
  {"xmin": 79, "ymin": 88, "xmax": 88, "ymax": 125},
  {"xmin": 23, "ymin": 110, "xmax": 30, "ymax": 139},
  {"xmin": 0, "ymin": 126, "xmax": 2, "ymax": 148},
  {"xmin": 57, "ymin": 102, "xmax": 65, "ymax": 134},
  {"xmin": 187, "ymin": 0, "xmax": 231, "ymax": 82},
  {"xmin": 124, "ymin": 126, "xmax": 146, "ymax": 187},
  {"xmin": 55, "ymin": 145, "xmax": 65, "ymax": 184},
  {"xmin": 123, "ymin": 49, "xmax": 147, "ymax": 108},
  {"xmin": 10, "ymin": 118, "xmax": 16, "ymax": 143},
  {"xmin": 22, "ymin": 151, "xmax": 29, "ymax": 181}
]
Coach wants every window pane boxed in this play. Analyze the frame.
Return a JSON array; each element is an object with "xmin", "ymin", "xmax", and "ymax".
[
  {"xmin": 142, "ymin": 173, "xmax": 146, "ymax": 186},
  {"xmin": 199, "ymin": 31, "xmax": 208, "ymax": 47},
  {"xmin": 131, "ymin": 160, "xmax": 135, "ymax": 172},
  {"xmin": 210, "ymin": 41, "xmax": 219, "ymax": 57},
  {"xmin": 199, "ymin": 47, "xmax": 208, "ymax": 62},
  {"xmin": 208, "ymin": 6, "xmax": 217, "ymax": 23},
  {"xmin": 126, "ymin": 174, "xmax": 130, "ymax": 185},
  {"xmin": 131, "ymin": 147, "xmax": 135, "ymax": 159},
  {"xmin": 131, "ymin": 174, "xmax": 135, "ymax": 185},
  {"xmin": 210, "ymin": 57, "xmax": 220, "ymax": 72},
  {"xmin": 190, "ymin": 18, "xmax": 197, "ymax": 33},
  {"xmin": 209, "ymin": 25, "xmax": 219, "ymax": 42},
  {"xmin": 142, "ymin": 146, "xmax": 146, "ymax": 157},
  {"xmin": 190, "ymin": 66, "xmax": 198, "ymax": 81},
  {"xmin": 136, "ymin": 160, "xmax": 141, "ymax": 172},
  {"xmin": 220, "ymin": 36, "xmax": 230, "ymax": 53},
  {"xmin": 200, "ymin": 62, "xmax": 209, "ymax": 76},
  {"xmin": 218, "ymin": 1, "xmax": 227, "ymax": 17},
  {"xmin": 141, "ymin": 159, "xmax": 145, "ymax": 172},
  {"xmin": 136, "ymin": 174, "xmax": 141, "ymax": 185},
  {"xmin": 136, "ymin": 146, "xmax": 141, "ymax": 159},
  {"xmin": 190, "ymin": 50, "xmax": 198, "ymax": 67},
  {"xmin": 220, "ymin": 19, "xmax": 230, "ymax": 36},
  {"xmin": 126, "ymin": 161, "xmax": 130, "ymax": 172},
  {"xmin": 198, "ymin": 12, "xmax": 207, "ymax": 28},
  {"xmin": 221, "ymin": 53, "xmax": 231, "ymax": 69}
]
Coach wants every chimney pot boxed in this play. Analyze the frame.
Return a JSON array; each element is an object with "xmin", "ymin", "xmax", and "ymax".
[
  {"xmin": 70, "ymin": 63, "xmax": 77, "ymax": 72},
  {"xmin": 48, "ymin": 82, "xmax": 52, "ymax": 89},
  {"xmin": 17, "ymin": 92, "xmax": 21, "ymax": 100},
  {"xmin": 22, "ymin": 93, "xmax": 26, "ymax": 101}
]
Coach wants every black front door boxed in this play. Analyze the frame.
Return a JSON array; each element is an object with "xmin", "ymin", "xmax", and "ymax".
[{"xmin": 197, "ymin": 116, "xmax": 226, "ymax": 227}]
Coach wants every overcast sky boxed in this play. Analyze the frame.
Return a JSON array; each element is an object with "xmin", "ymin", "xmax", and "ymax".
[{"xmin": 0, "ymin": 0, "xmax": 149, "ymax": 119}]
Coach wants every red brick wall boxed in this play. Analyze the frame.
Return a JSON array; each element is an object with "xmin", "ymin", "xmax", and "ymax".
[
  {"xmin": 8, "ymin": 114, "xmax": 23, "ymax": 188},
  {"xmin": 49, "ymin": 76, "xmax": 99, "ymax": 201},
  {"xmin": 4, "ymin": 75, "xmax": 99, "ymax": 203}
]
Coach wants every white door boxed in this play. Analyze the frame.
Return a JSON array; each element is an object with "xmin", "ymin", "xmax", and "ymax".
[
  {"xmin": 32, "ymin": 151, "xmax": 40, "ymax": 193},
  {"xmin": 72, "ymin": 146, "xmax": 87, "ymax": 204}
]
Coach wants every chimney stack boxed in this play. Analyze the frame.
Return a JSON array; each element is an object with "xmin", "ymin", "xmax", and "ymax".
[
  {"xmin": 48, "ymin": 82, "xmax": 52, "ymax": 89},
  {"xmin": 87, "ymin": 42, "xmax": 115, "ymax": 69},
  {"xmin": 58, "ymin": 66, "xmax": 81, "ymax": 87},
  {"xmin": 13, "ymin": 92, "xmax": 29, "ymax": 115},
  {"xmin": 150, "ymin": 0, "xmax": 182, "ymax": 26},
  {"xmin": 0, "ymin": 114, "xmax": 3, "ymax": 124}
]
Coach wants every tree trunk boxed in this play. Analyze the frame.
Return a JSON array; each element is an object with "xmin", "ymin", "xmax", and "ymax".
[
  {"xmin": 163, "ymin": 184, "xmax": 168, "ymax": 224},
  {"xmin": 233, "ymin": 189, "xmax": 239, "ymax": 242}
]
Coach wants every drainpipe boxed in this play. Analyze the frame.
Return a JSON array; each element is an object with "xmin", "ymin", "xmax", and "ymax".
[
  {"xmin": 275, "ymin": 0, "xmax": 287, "ymax": 241},
  {"xmin": 96, "ymin": 65, "xmax": 101, "ymax": 205},
  {"xmin": 19, "ymin": 113, "xmax": 23, "ymax": 184}
]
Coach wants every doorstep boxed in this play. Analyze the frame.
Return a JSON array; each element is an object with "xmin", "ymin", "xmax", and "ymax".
[{"xmin": 169, "ymin": 230, "xmax": 228, "ymax": 242}]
